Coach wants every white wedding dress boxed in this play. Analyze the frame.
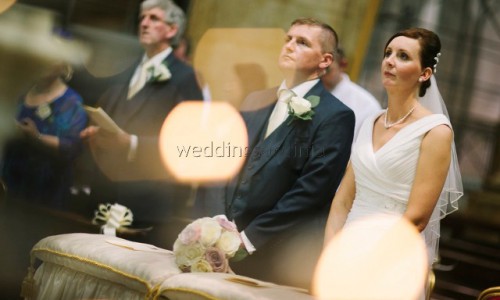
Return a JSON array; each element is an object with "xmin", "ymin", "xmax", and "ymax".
[{"xmin": 345, "ymin": 112, "xmax": 451, "ymax": 266}]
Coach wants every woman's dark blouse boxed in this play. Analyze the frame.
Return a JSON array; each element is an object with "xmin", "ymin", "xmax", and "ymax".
[{"xmin": 1, "ymin": 87, "xmax": 88, "ymax": 209}]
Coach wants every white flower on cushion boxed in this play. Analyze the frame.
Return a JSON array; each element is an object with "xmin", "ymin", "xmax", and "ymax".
[
  {"xmin": 288, "ymin": 96, "xmax": 312, "ymax": 116},
  {"xmin": 216, "ymin": 231, "xmax": 241, "ymax": 257},
  {"xmin": 174, "ymin": 242, "xmax": 205, "ymax": 268},
  {"xmin": 190, "ymin": 258, "xmax": 213, "ymax": 272},
  {"xmin": 173, "ymin": 238, "xmax": 183, "ymax": 252},
  {"xmin": 199, "ymin": 217, "xmax": 222, "ymax": 247},
  {"xmin": 172, "ymin": 216, "xmax": 243, "ymax": 273},
  {"xmin": 147, "ymin": 62, "xmax": 171, "ymax": 82}
]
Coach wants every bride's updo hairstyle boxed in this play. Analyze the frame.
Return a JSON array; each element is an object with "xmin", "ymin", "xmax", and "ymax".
[{"xmin": 384, "ymin": 28, "xmax": 441, "ymax": 97}]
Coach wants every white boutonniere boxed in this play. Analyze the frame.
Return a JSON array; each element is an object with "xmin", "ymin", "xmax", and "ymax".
[
  {"xmin": 146, "ymin": 62, "xmax": 172, "ymax": 83},
  {"xmin": 286, "ymin": 95, "xmax": 320, "ymax": 123}
]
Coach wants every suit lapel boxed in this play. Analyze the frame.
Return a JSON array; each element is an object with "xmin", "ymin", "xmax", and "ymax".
[
  {"xmin": 103, "ymin": 61, "xmax": 137, "ymax": 116},
  {"xmin": 247, "ymin": 81, "xmax": 324, "ymax": 177},
  {"xmin": 246, "ymin": 105, "xmax": 274, "ymax": 149},
  {"xmin": 225, "ymin": 103, "xmax": 273, "ymax": 205},
  {"xmin": 117, "ymin": 54, "xmax": 176, "ymax": 126},
  {"xmin": 303, "ymin": 80, "xmax": 325, "ymax": 101},
  {"xmin": 246, "ymin": 115, "xmax": 294, "ymax": 177}
]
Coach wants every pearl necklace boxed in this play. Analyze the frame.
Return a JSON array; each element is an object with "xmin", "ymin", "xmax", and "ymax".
[{"xmin": 384, "ymin": 105, "xmax": 416, "ymax": 129}]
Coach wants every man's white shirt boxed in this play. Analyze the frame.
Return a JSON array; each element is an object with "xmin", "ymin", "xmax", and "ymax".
[{"xmin": 330, "ymin": 73, "xmax": 382, "ymax": 142}]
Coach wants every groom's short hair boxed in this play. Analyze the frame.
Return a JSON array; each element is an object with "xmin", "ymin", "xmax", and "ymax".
[{"xmin": 290, "ymin": 17, "xmax": 338, "ymax": 56}]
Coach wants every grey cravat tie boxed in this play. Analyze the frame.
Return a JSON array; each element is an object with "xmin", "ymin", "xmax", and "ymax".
[
  {"xmin": 265, "ymin": 89, "xmax": 294, "ymax": 138},
  {"xmin": 127, "ymin": 61, "xmax": 152, "ymax": 99}
]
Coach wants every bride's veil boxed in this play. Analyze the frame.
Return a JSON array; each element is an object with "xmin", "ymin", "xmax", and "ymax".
[
  {"xmin": 419, "ymin": 75, "xmax": 464, "ymax": 217},
  {"xmin": 419, "ymin": 75, "xmax": 464, "ymax": 264}
]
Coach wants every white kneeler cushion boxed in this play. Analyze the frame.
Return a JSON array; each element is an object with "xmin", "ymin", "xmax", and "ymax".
[
  {"xmin": 29, "ymin": 233, "xmax": 180, "ymax": 299},
  {"xmin": 25, "ymin": 233, "xmax": 315, "ymax": 300}
]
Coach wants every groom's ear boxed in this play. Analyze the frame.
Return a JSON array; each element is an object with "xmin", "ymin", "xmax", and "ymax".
[{"xmin": 319, "ymin": 52, "xmax": 333, "ymax": 70}]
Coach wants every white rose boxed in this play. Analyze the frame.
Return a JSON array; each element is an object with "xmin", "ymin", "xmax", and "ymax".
[
  {"xmin": 178, "ymin": 222, "xmax": 201, "ymax": 245},
  {"xmin": 199, "ymin": 218, "xmax": 222, "ymax": 247},
  {"xmin": 174, "ymin": 242, "xmax": 205, "ymax": 268},
  {"xmin": 216, "ymin": 231, "xmax": 241, "ymax": 257},
  {"xmin": 173, "ymin": 237, "xmax": 184, "ymax": 252},
  {"xmin": 156, "ymin": 64, "xmax": 171, "ymax": 81},
  {"xmin": 289, "ymin": 96, "xmax": 312, "ymax": 115},
  {"xmin": 214, "ymin": 215, "xmax": 238, "ymax": 232},
  {"xmin": 190, "ymin": 258, "xmax": 213, "ymax": 272}
]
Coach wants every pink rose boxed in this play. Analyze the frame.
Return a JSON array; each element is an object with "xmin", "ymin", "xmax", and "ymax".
[
  {"xmin": 214, "ymin": 215, "xmax": 237, "ymax": 232},
  {"xmin": 179, "ymin": 222, "xmax": 201, "ymax": 244},
  {"xmin": 204, "ymin": 247, "xmax": 229, "ymax": 273}
]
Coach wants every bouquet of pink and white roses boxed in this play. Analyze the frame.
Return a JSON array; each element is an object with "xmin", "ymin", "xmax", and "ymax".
[{"xmin": 173, "ymin": 215, "xmax": 245, "ymax": 273}]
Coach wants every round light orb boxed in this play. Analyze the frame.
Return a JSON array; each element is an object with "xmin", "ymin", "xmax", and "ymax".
[
  {"xmin": 159, "ymin": 101, "xmax": 247, "ymax": 183},
  {"xmin": 193, "ymin": 28, "xmax": 284, "ymax": 108},
  {"xmin": 313, "ymin": 215, "xmax": 428, "ymax": 300}
]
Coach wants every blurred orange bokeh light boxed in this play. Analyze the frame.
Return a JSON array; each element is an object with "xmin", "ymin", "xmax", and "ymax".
[
  {"xmin": 159, "ymin": 101, "xmax": 248, "ymax": 183},
  {"xmin": 313, "ymin": 215, "xmax": 428, "ymax": 300},
  {"xmin": 0, "ymin": 0, "xmax": 15, "ymax": 14}
]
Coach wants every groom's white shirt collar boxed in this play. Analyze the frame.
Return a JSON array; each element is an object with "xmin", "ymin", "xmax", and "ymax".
[
  {"xmin": 278, "ymin": 78, "xmax": 319, "ymax": 99},
  {"xmin": 141, "ymin": 47, "xmax": 173, "ymax": 67}
]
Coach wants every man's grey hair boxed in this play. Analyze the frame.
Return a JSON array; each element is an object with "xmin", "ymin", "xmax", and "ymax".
[{"xmin": 141, "ymin": 0, "xmax": 186, "ymax": 46}]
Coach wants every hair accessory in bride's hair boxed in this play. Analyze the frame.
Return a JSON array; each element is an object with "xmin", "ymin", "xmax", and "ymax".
[{"xmin": 433, "ymin": 52, "xmax": 441, "ymax": 73}]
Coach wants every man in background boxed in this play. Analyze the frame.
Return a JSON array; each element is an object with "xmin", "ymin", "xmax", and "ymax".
[
  {"xmin": 81, "ymin": 0, "xmax": 203, "ymax": 247},
  {"xmin": 321, "ymin": 47, "xmax": 381, "ymax": 141}
]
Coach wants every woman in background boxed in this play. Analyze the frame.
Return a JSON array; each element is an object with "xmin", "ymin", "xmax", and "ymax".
[{"xmin": 1, "ymin": 62, "xmax": 87, "ymax": 209}]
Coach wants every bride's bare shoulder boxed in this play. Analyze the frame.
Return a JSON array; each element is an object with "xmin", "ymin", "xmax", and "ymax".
[{"xmin": 423, "ymin": 123, "xmax": 453, "ymax": 147}]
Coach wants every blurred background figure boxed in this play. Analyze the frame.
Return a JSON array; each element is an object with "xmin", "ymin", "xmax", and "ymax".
[
  {"xmin": 0, "ymin": 5, "xmax": 92, "ymax": 298},
  {"xmin": 80, "ymin": 0, "xmax": 203, "ymax": 248},
  {"xmin": 173, "ymin": 34, "xmax": 192, "ymax": 63},
  {"xmin": 1, "ymin": 60, "xmax": 87, "ymax": 210},
  {"xmin": 321, "ymin": 47, "xmax": 381, "ymax": 141},
  {"xmin": 173, "ymin": 34, "xmax": 212, "ymax": 101}
]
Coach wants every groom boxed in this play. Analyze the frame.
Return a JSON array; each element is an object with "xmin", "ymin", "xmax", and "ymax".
[{"xmin": 226, "ymin": 18, "xmax": 354, "ymax": 289}]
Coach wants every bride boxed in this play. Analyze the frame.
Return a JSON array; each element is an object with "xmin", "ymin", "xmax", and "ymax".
[{"xmin": 324, "ymin": 28, "xmax": 463, "ymax": 296}]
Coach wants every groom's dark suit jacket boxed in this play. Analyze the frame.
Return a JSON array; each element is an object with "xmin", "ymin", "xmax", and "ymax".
[
  {"xmin": 90, "ymin": 53, "xmax": 203, "ymax": 232},
  {"xmin": 227, "ymin": 81, "xmax": 354, "ymax": 288}
]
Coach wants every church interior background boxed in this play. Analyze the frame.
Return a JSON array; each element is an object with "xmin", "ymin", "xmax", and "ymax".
[{"xmin": 0, "ymin": 0, "xmax": 498, "ymax": 299}]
